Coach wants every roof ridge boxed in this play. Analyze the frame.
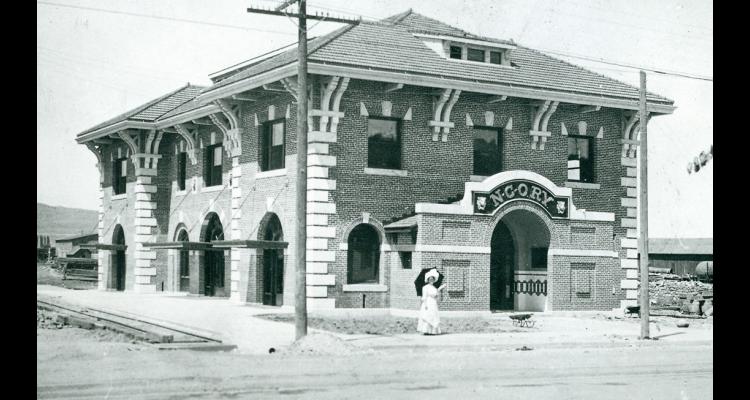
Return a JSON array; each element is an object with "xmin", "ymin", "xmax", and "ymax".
[
  {"xmin": 516, "ymin": 44, "xmax": 673, "ymax": 103},
  {"xmin": 307, "ymin": 23, "xmax": 359, "ymax": 57}
]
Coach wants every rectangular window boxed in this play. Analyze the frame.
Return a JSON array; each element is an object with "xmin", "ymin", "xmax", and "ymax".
[
  {"xmin": 531, "ymin": 247, "xmax": 548, "ymax": 269},
  {"xmin": 467, "ymin": 48, "xmax": 485, "ymax": 62},
  {"xmin": 473, "ymin": 127, "xmax": 502, "ymax": 176},
  {"xmin": 567, "ymin": 136, "xmax": 594, "ymax": 182},
  {"xmin": 204, "ymin": 144, "xmax": 223, "ymax": 187},
  {"xmin": 177, "ymin": 152, "xmax": 187, "ymax": 191},
  {"xmin": 261, "ymin": 119, "xmax": 285, "ymax": 171},
  {"xmin": 112, "ymin": 158, "xmax": 127, "ymax": 195},
  {"xmin": 490, "ymin": 51, "xmax": 502, "ymax": 65},
  {"xmin": 449, "ymin": 45, "xmax": 463, "ymax": 59},
  {"xmin": 399, "ymin": 251, "xmax": 412, "ymax": 269},
  {"xmin": 367, "ymin": 117, "xmax": 401, "ymax": 170}
]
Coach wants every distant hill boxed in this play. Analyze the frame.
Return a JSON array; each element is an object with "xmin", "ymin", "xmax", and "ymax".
[{"xmin": 37, "ymin": 203, "xmax": 98, "ymax": 241}]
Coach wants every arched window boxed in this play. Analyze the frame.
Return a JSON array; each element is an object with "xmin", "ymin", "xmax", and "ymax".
[
  {"xmin": 347, "ymin": 224, "xmax": 380, "ymax": 284},
  {"xmin": 177, "ymin": 229, "xmax": 190, "ymax": 292}
]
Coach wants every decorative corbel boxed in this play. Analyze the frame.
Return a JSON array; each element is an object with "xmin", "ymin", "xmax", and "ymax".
[
  {"xmin": 529, "ymin": 100, "xmax": 559, "ymax": 150},
  {"xmin": 441, "ymin": 89, "xmax": 461, "ymax": 142},
  {"xmin": 214, "ymin": 100, "xmax": 242, "ymax": 158},
  {"xmin": 621, "ymin": 112, "xmax": 640, "ymax": 158},
  {"xmin": 309, "ymin": 76, "xmax": 348, "ymax": 134},
  {"xmin": 85, "ymin": 142, "xmax": 104, "ymax": 185},
  {"xmin": 117, "ymin": 131, "xmax": 139, "ymax": 163},
  {"xmin": 429, "ymin": 89, "xmax": 451, "ymax": 141},
  {"xmin": 174, "ymin": 124, "xmax": 198, "ymax": 164}
]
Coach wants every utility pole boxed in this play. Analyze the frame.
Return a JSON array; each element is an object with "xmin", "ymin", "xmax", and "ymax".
[
  {"xmin": 247, "ymin": 1, "xmax": 359, "ymax": 341},
  {"xmin": 638, "ymin": 70, "xmax": 650, "ymax": 340}
]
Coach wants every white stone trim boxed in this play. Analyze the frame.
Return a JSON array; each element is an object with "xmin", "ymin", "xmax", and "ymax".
[
  {"xmin": 342, "ymin": 284, "xmax": 388, "ymax": 292},
  {"xmin": 307, "ymin": 202, "xmax": 336, "ymax": 214},
  {"xmin": 364, "ymin": 168, "xmax": 409, "ymax": 177},
  {"xmin": 306, "ymin": 273, "xmax": 336, "ymax": 286},
  {"xmin": 307, "ymin": 178, "xmax": 336, "ymax": 191},
  {"xmin": 201, "ymin": 185, "xmax": 225, "ymax": 193},
  {"xmin": 307, "ymin": 286, "xmax": 328, "ymax": 297},
  {"xmin": 621, "ymin": 259, "xmax": 638, "ymax": 269},
  {"xmin": 255, "ymin": 168, "xmax": 287, "ymax": 179},
  {"xmin": 307, "ymin": 298, "xmax": 335, "ymax": 310},
  {"xmin": 620, "ymin": 280, "xmax": 638, "ymax": 289},
  {"xmin": 469, "ymin": 175, "xmax": 488, "ymax": 182},
  {"xmin": 307, "ymin": 262, "xmax": 328, "ymax": 273},
  {"xmin": 548, "ymin": 249, "xmax": 618, "ymax": 258},
  {"xmin": 111, "ymin": 193, "xmax": 127, "ymax": 201},
  {"xmin": 565, "ymin": 181, "xmax": 601, "ymax": 190}
]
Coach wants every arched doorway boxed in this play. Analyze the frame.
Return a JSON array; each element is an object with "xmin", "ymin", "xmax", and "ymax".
[
  {"xmin": 201, "ymin": 213, "xmax": 225, "ymax": 297},
  {"xmin": 490, "ymin": 208, "xmax": 551, "ymax": 311},
  {"xmin": 176, "ymin": 229, "xmax": 190, "ymax": 292},
  {"xmin": 112, "ymin": 225, "xmax": 126, "ymax": 291},
  {"xmin": 261, "ymin": 213, "xmax": 284, "ymax": 306}
]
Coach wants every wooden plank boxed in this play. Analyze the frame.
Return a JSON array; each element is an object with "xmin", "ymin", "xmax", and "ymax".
[
  {"xmin": 80, "ymin": 244, "xmax": 127, "ymax": 251},
  {"xmin": 210, "ymin": 239, "xmax": 289, "ymax": 249},
  {"xmin": 141, "ymin": 241, "xmax": 213, "ymax": 250}
]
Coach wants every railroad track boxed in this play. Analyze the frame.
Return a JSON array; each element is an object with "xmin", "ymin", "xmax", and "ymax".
[{"xmin": 37, "ymin": 296, "xmax": 236, "ymax": 351}]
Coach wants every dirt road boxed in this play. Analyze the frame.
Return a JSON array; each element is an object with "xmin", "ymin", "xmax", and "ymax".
[{"xmin": 38, "ymin": 326, "xmax": 711, "ymax": 399}]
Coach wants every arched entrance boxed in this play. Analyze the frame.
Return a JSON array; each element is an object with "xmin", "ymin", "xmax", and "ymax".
[
  {"xmin": 490, "ymin": 208, "xmax": 551, "ymax": 311},
  {"xmin": 260, "ymin": 213, "xmax": 284, "ymax": 306},
  {"xmin": 201, "ymin": 213, "xmax": 225, "ymax": 297},
  {"xmin": 176, "ymin": 229, "xmax": 190, "ymax": 292},
  {"xmin": 112, "ymin": 225, "xmax": 126, "ymax": 291}
]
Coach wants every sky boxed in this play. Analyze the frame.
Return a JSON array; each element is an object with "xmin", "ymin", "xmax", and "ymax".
[{"xmin": 37, "ymin": 0, "xmax": 713, "ymax": 238}]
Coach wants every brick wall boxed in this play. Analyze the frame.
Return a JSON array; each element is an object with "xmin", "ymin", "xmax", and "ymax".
[{"xmin": 92, "ymin": 75, "xmax": 635, "ymax": 311}]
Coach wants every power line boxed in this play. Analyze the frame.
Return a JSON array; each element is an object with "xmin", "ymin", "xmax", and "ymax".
[
  {"xmin": 533, "ymin": 47, "xmax": 713, "ymax": 82},
  {"xmin": 37, "ymin": 1, "xmax": 297, "ymax": 36}
]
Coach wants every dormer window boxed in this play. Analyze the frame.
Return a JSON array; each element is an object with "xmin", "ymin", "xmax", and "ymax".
[
  {"xmin": 490, "ymin": 51, "xmax": 503, "ymax": 65},
  {"xmin": 467, "ymin": 48, "xmax": 485, "ymax": 62},
  {"xmin": 416, "ymin": 32, "xmax": 515, "ymax": 67},
  {"xmin": 449, "ymin": 46, "xmax": 462, "ymax": 59}
]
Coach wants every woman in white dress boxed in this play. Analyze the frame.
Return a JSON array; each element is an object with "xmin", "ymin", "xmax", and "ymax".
[{"xmin": 417, "ymin": 269, "xmax": 445, "ymax": 335}]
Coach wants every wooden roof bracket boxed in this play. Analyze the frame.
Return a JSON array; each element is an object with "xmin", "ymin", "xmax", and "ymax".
[
  {"xmin": 428, "ymin": 88, "xmax": 452, "ymax": 141},
  {"xmin": 214, "ymin": 100, "xmax": 242, "ymax": 158},
  {"xmin": 174, "ymin": 124, "xmax": 198, "ymax": 164},
  {"xmin": 85, "ymin": 142, "xmax": 104, "ymax": 185},
  {"xmin": 529, "ymin": 100, "xmax": 558, "ymax": 150}
]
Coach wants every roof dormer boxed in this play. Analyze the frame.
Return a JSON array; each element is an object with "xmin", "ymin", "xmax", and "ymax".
[{"xmin": 413, "ymin": 32, "xmax": 516, "ymax": 67}]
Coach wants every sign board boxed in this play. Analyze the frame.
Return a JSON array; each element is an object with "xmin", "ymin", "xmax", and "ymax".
[{"xmin": 472, "ymin": 179, "xmax": 569, "ymax": 219}]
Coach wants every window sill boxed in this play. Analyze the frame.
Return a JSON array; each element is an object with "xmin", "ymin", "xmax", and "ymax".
[
  {"xmin": 256, "ymin": 168, "xmax": 287, "ymax": 179},
  {"xmin": 470, "ymin": 175, "xmax": 489, "ymax": 182},
  {"xmin": 343, "ymin": 284, "xmax": 388, "ymax": 292},
  {"xmin": 565, "ymin": 181, "xmax": 600, "ymax": 189},
  {"xmin": 111, "ymin": 193, "xmax": 127, "ymax": 200},
  {"xmin": 201, "ymin": 185, "xmax": 225, "ymax": 193},
  {"xmin": 174, "ymin": 189, "xmax": 188, "ymax": 197},
  {"xmin": 364, "ymin": 168, "xmax": 408, "ymax": 177}
]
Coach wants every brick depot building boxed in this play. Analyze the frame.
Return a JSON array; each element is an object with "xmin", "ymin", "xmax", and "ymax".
[{"xmin": 76, "ymin": 10, "xmax": 674, "ymax": 312}]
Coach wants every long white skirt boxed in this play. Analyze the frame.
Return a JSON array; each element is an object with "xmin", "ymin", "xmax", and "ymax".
[{"xmin": 417, "ymin": 292, "xmax": 441, "ymax": 335}]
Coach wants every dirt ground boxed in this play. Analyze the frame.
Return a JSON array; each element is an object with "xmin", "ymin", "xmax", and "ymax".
[
  {"xmin": 37, "ymin": 321, "xmax": 712, "ymax": 399},
  {"xmin": 37, "ymin": 263, "xmax": 97, "ymax": 290},
  {"xmin": 256, "ymin": 313, "xmax": 530, "ymax": 334}
]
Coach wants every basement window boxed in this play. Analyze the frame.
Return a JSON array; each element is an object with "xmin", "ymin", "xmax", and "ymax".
[{"xmin": 113, "ymin": 158, "xmax": 127, "ymax": 195}]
